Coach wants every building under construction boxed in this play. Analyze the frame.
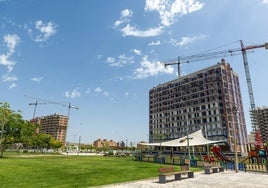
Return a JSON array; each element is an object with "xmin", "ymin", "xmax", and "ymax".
[
  {"xmin": 250, "ymin": 107, "xmax": 268, "ymax": 144},
  {"xmin": 32, "ymin": 113, "xmax": 69, "ymax": 143},
  {"xmin": 149, "ymin": 60, "xmax": 248, "ymax": 153}
]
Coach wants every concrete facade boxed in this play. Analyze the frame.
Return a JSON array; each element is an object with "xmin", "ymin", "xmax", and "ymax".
[
  {"xmin": 149, "ymin": 60, "xmax": 248, "ymax": 152},
  {"xmin": 93, "ymin": 139, "xmax": 118, "ymax": 148},
  {"xmin": 32, "ymin": 113, "xmax": 68, "ymax": 143},
  {"xmin": 250, "ymin": 107, "xmax": 268, "ymax": 144}
]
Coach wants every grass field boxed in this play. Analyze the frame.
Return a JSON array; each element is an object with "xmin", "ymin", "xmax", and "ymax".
[{"xmin": 0, "ymin": 153, "xmax": 198, "ymax": 188}]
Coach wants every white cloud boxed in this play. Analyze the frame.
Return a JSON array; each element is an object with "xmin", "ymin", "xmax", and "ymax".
[
  {"xmin": 114, "ymin": 9, "xmax": 133, "ymax": 27},
  {"xmin": 103, "ymin": 91, "xmax": 109, "ymax": 96},
  {"xmin": 4, "ymin": 34, "xmax": 20, "ymax": 55},
  {"xmin": 148, "ymin": 40, "xmax": 161, "ymax": 46},
  {"xmin": 0, "ymin": 34, "xmax": 20, "ymax": 72},
  {"xmin": 145, "ymin": 0, "xmax": 204, "ymax": 27},
  {"xmin": 0, "ymin": 54, "xmax": 15, "ymax": 72},
  {"xmin": 106, "ymin": 57, "xmax": 115, "ymax": 64},
  {"xmin": 65, "ymin": 89, "xmax": 81, "ymax": 98},
  {"xmin": 121, "ymin": 24, "xmax": 163, "ymax": 37},
  {"xmin": 92, "ymin": 87, "xmax": 110, "ymax": 97},
  {"xmin": 31, "ymin": 77, "xmax": 43, "ymax": 83},
  {"xmin": 263, "ymin": 0, "xmax": 268, "ymax": 4},
  {"xmin": 132, "ymin": 49, "xmax": 142, "ymax": 56},
  {"xmin": 2, "ymin": 74, "xmax": 18, "ymax": 82},
  {"xmin": 106, "ymin": 54, "xmax": 134, "ymax": 67},
  {"xmin": 114, "ymin": 1, "xmax": 203, "ymax": 38},
  {"xmin": 133, "ymin": 55, "xmax": 174, "ymax": 79},
  {"xmin": 121, "ymin": 9, "xmax": 133, "ymax": 17},
  {"xmin": 8, "ymin": 83, "xmax": 17, "ymax": 90},
  {"xmin": 118, "ymin": 54, "xmax": 134, "ymax": 65},
  {"xmin": 9, "ymin": 83, "xmax": 16, "ymax": 90},
  {"xmin": 34, "ymin": 20, "xmax": 57, "ymax": 42},
  {"xmin": 170, "ymin": 34, "xmax": 207, "ymax": 47},
  {"xmin": 94, "ymin": 87, "xmax": 102, "ymax": 93}
]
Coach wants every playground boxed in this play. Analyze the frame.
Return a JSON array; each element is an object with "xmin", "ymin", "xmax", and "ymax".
[{"xmin": 138, "ymin": 130, "xmax": 268, "ymax": 173}]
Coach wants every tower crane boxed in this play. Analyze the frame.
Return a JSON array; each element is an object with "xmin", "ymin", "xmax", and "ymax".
[
  {"xmin": 25, "ymin": 95, "xmax": 79, "ymax": 121},
  {"xmin": 29, "ymin": 100, "xmax": 47, "ymax": 119},
  {"xmin": 59, "ymin": 102, "xmax": 79, "ymax": 120},
  {"xmin": 164, "ymin": 40, "xmax": 268, "ymax": 133}
]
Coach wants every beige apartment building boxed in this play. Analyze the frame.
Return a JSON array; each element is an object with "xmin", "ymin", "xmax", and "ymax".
[
  {"xmin": 149, "ymin": 60, "xmax": 248, "ymax": 153},
  {"xmin": 93, "ymin": 139, "xmax": 118, "ymax": 148},
  {"xmin": 32, "ymin": 113, "xmax": 69, "ymax": 143}
]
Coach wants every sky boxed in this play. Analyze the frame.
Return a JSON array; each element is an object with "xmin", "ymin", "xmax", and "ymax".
[{"xmin": 1, "ymin": 0, "xmax": 268, "ymax": 145}]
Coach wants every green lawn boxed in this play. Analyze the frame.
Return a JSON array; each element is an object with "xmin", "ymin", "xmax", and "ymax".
[{"xmin": 0, "ymin": 153, "xmax": 191, "ymax": 188}]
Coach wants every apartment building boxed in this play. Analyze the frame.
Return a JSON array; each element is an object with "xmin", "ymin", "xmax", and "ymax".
[
  {"xmin": 93, "ymin": 139, "xmax": 118, "ymax": 148},
  {"xmin": 32, "ymin": 113, "xmax": 69, "ymax": 143},
  {"xmin": 149, "ymin": 60, "xmax": 248, "ymax": 152},
  {"xmin": 250, "ymin": 107, "xmax": 268, "ymax": 144}
]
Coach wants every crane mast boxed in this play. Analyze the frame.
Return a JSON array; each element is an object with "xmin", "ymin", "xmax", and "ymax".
[
  {"xmin": 29, "ymin": 100, "xmax": 47, "ymax": 119},
  {"xmin": 240, "ymin": 41, "xmax": 256, "ymax": 111},
  {"xmin": 164, "ymin": 40, "xmax": 268, "ymax": 133}
]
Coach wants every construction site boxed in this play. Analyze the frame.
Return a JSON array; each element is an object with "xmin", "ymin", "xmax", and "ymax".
[{"xmin": 138, "ymin": 40, "xmax": 268, "ymax": 173}]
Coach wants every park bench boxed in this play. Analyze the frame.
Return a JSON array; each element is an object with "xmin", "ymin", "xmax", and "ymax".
[
  {"xmin": 204, "ymin": 163, "xmax": 224, "ymax": 174},
  {"xmin": 158, "ymin": 165, "xmax": 194, "ymax": 183}
]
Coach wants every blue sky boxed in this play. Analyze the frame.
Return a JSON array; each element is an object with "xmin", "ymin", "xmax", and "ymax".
[{"xmin": 1, "ymin": 0, "xmax": 268, "ymax": 144}]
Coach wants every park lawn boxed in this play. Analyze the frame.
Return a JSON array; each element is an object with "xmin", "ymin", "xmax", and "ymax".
[{"xmin": 0, "ymin": 154, "xmax": 171, "ymax": 188}]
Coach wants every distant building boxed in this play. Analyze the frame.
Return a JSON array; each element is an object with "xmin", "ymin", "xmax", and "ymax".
[
  {"xmin": 93, "ymin": 139, "xmax": 118, "ymax": 148},
  {"xmin": 247, "ymin": 132, "xmax": 255, "ymax": 144},
  {"xmin": 149, "ymin": 60, "xmax": 248, "ymax": 153},
  {"xmin": 137, "ymin": 141, "xmax": 147, "ymax": 150},
  {"xmin": 32, "ymin": 113, "xmax": 68, "ymax": 143},
  {"xmin": 250, "ymin": 107, "xmax": 268, "ymax": 144}
]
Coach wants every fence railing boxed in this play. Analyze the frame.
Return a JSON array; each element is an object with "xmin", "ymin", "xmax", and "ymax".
[{"xmin": 135, "ymin": 155, "xmax": 268, "ymax": 173}]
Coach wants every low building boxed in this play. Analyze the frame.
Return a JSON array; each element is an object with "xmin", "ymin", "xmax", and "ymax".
[{"xmin": 93, "ymin": 139, "xmax": 118, "ymax": 148}]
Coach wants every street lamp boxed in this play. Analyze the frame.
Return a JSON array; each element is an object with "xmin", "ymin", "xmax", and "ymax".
[
  {"xmin": 186, "ymin": 129, "xmax": 191, "ymax": 169},
  {"xmin": 228, "ymin": 107, "xmax": 239, "ymax": 173},
  {"xmin": 186, "ymin": 111, "xmax": 191, "ymax": 169}
]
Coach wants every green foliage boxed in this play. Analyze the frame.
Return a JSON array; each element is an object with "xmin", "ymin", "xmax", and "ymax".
[
  {"xmin": 0, "ymin": 102, "xmax": 63, "ymax": 157},
  {"xmin": 0, "ymin": 102, "xmax": 24, "ymax": 157},
  {"xmin": 0, "ymin": 155, "xmax": 162, "ymax": 187}
]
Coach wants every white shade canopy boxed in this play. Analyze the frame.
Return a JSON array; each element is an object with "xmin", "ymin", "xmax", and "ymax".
[{"xmin": 144, "ymin": 130, "xmax": 226, "ymax": 147}]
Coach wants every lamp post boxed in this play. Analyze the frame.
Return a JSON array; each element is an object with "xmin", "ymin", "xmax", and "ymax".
[
  {"xmin": 186, "ymin": 111, "xmax": 191, "ymax": 169},
  {"xmin": 228, "ymin": 107, "xmax": 239, "ymax": 173},
  {"xmin": 186, "ymin": 120, "xmax": 191, "ymax": 162}
]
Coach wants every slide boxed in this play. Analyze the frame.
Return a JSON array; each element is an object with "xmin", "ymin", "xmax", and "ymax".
[{"xmin": 211, "ymin": 145, "xmax": 231, "ymax": 162}]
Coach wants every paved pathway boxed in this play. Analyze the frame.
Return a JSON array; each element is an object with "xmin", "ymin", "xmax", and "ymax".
[{"xmin": 99, "ymin": 170, "xmax": 268, "ymax": 188}]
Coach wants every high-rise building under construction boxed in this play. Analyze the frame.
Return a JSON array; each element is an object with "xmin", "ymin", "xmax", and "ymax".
[
  {"xmin": 32, "ymin": 113, "xmax": 69, "ymax": 143},
  {"xmin": 149, "ymin": 60, "xmax": 248, "ymax": 153},
  {"xmin": 250, "ymin": 107, "xmax": 268, "ymax": 144}
]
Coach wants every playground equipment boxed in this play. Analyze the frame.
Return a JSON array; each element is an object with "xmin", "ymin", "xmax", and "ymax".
[
  {"xmin": 203, "ymin": 145, "xmax": 232, "ymax": 163},
  {"xmin": 245, "ymin": 143, "xmax": 268, "ymax": 164},
  {"xmin": 211, "ymin": 145, "xmax": 232, "ymax": 162}
]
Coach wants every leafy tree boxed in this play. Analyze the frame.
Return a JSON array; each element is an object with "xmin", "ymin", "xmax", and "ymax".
[
  {"xmin": 0, "ymin": 102, "xmax": 25, "ymax": 157},
  {"xmin": 35, "ymin": 133, "xmax": 54, "ymax": 150},
  {"xmin": 50, "ymin": 139, "xmax": 63, "ymax": 150},
  {"xmin": 20, "ymin": 121, "xmax": 39, "ymax": 150}
]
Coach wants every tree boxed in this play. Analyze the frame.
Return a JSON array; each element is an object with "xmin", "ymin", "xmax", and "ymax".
[
  {"xmin": 50, "ymin": 139, "xmax": 63, "ymax": 151},
  {"xmin": 0, "ymin": 102, "xmax": 25, "ymax": 157},
  {"xmin": 19, "ymin": 120, "xmax": 39, "ymax": 150}
]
